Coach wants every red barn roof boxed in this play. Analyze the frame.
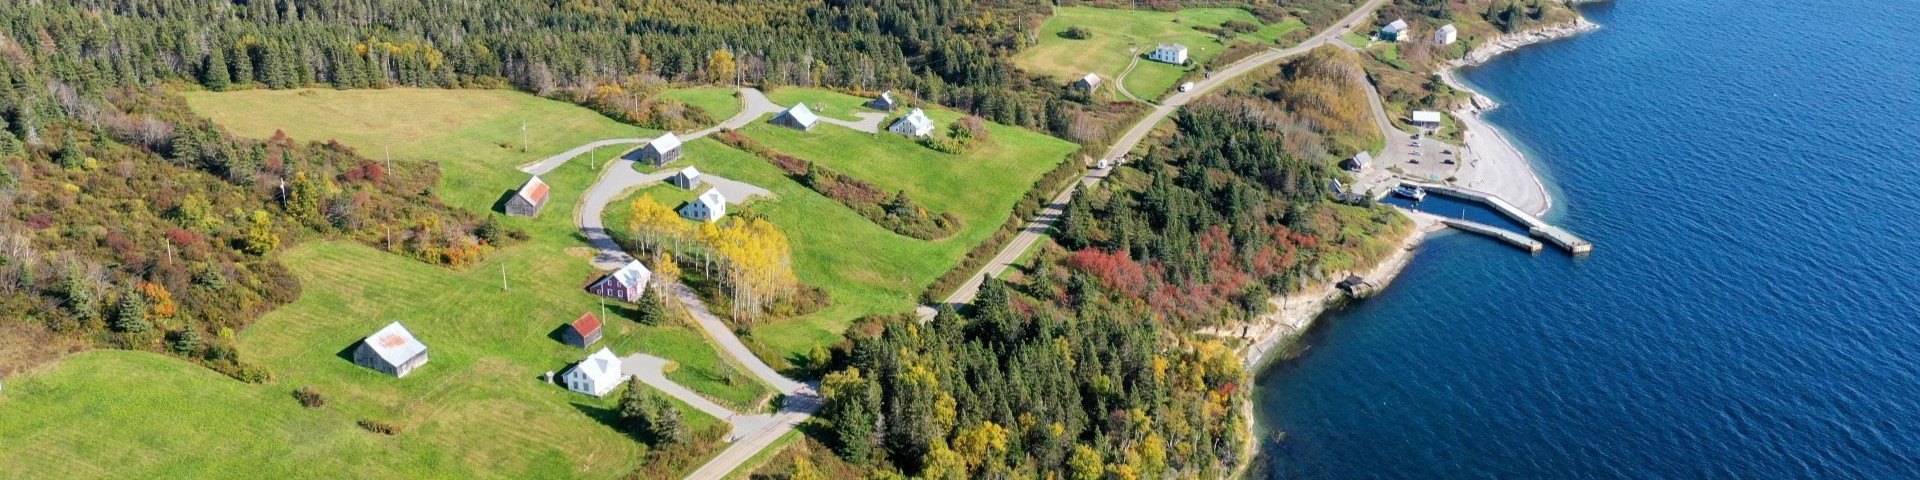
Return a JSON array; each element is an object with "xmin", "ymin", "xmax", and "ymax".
[
  {"xmin": 517, "ymin": 176, "xmax": 551, "ymax": 204},
  {"xmin": 571, "ymin": 313, "xmax": 602, "ymax": 336}
]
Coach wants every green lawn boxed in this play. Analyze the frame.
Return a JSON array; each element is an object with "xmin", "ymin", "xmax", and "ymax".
[
  {"xmin": 1341, "ymin": 32, "xmax": 1371, "ymax": 49},
  {"xmin": 0, "ymin": 88, "xmax": 775, "ymax": 478},
  {"xmin": 762, "ymin": 88, "xmax": 882, "ymax": 122},
  {"xmin": 1018, "ymin": 6, "xmax": 1302, "ymax": 101},
  {"xmin": 723, "ymin": 100, "xmax": 1077, "ymax": 360},
  {"xmin": 662, "ymin": 86, "xmax": 744, "ymax": 123}
]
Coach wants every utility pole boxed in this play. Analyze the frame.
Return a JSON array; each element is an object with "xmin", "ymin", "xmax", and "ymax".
[
  {"xmin": 501, "ymin": 264, "xmax": 509, "ymax": 291},
  {"xmin": 384, "ymin": 145, "xmax": 392, "ymax": 172},
  {"xmin": 521, "ymin": 121, "xmax": 529, "ymax": 153}
]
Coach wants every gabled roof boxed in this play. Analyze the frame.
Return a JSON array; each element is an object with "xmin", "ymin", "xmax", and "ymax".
[
  {"xmin": 1352, "ymin": 150, "xmax": 1374, "ymax": 167},
  {"xmin": 779, "ymin": 103, "xmax": 819, "ymax": 127},
  {"xmin": 1384, "ymin": 19, "xmax": 1409, "ymax": 33},
  {"xmin": 1437, "ymin": 24, "xmax": 1458, "ymax": 35},
  {"xmin": 571, "ymin": 313, "xmax": 603, "ymax": 336},
  {"xmin": 609, "ymin": 260, "xmax": 651, "ymax": 288},
  {"xmin": 893, "ymin": 108, "xmax": 934, "ymax": 132},
  {"xmin": 1156, "ymin": 43, "xmax": 1188, "ymax": 54},
  {"xmin": 572, "ymin": 347, "xmax": 622, "ymax": 384},
  {"xmin": 517, "ymin": 176, "xmax": 550, "ymax": 204},
  {"xmin": 675, "ymin": 165, "xmax": 701, "ymax": 181},
  {"xmin": 696, "ymin": 188, "xmax": 727, "ymax": 211},
  {"xmin": 876, "ymin": 91, "xmax": 895, "ymax": 105},
  {"xmin": 1079, "ymin": 73, "xmax": 1102, "ymax": 86},
  {"xmin": 363, "ymin": 321, "xmax": 426, "ymax": 367},
  {"xmin": 645, "ymin": 132, "xmax": 682, "ymax": 153}
]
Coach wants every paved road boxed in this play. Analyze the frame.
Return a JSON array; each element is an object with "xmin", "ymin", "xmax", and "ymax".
[
  {"xmin": 934, "ymin": 0, "xmax": 1391, "ymax": 308},
  {"xmin": 561, "ymin": 88, "xmax": 823, "ymax": 479},
  {"xmin": 519, "ymin": 138, "xmax": 648, "ymax": 175}
]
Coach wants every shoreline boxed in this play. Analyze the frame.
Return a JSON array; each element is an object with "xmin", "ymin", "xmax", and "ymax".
[
  {"xmin": 1238, "ymin": 14, "xmax": 1599, "ymax": 369},
  {"xmin": 1232, "ymin": 9, "xmax": 1603, "ymax": 472}
]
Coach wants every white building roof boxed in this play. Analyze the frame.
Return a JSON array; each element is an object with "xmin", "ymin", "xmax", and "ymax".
[
  {"xmin": 893, "ymin": 108, "xmax": 934, "ymax": 133},
  {"xmin": 571, "ymin": 347, "xmax": 623, "ymax": 385},
  {"xmin": 611, "ymin": 260, "xmax": 652, "ymax": 289},
  {"xmin": 646, "ymin": 132, "xmax": 682, "ymax": 153},
  {"xmin": 363, "ymin": 322, "xmax": 426, "ymax": 367},
  {"xmin": 1080, "ymin": 73, "xmax": 1102, "ymax": 86},
  {"xmin": 1352, "ymin": 150, "xmax": 1374, "ymax": 167},
  {"xmin": 1156, "ymin": 43, "xmax": 1188, "ymax": 54},
  {"xmin": 696, "ymin": 188, "xmax": 727, "ymax": 210},
  {"xmin": 781, "ymin": 103, "xmax": 819, "ymax": 127},
  {"xmin": 1438, "ymin": 24, "xmax": 1458, "ymax": 36},
  {"xmin": 877, "ymin": 91, "xmax": 894, "ymax": 105},
  {"xmin": 1412, "ymin": 110, "xmax": 1444, "ymax": 123},
  {"xmin": 676, "ymin": 165, "xmax": 701, "ymax": 180},
  {"xmin": 1385, "ymin": 19, "xmax": 1409, "ymax": 33}
]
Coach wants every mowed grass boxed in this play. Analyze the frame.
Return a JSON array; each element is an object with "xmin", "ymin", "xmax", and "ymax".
[
  {"xmin": 763, "ymin": 88, "xmax": 880, "ymax": 122},
  {"xmin": 1017, "ymin": 7, "xmax": 1303, "ymax": 101},
  {"xmin": 662, "ymin": 86, "xmax": 744, "ymax": 122},
  {"xmin": 722, "ymin": 97, "xmax": 1077, "ymax": 358},
  {"xmin": 0, "ymin": 88, "xmax": 773, "ymax": 478}
]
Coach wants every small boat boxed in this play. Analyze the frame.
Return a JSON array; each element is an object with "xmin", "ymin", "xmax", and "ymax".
[{"xmin": 1393, "ymin": 185, "xmax": 1427, "ymax": 201}]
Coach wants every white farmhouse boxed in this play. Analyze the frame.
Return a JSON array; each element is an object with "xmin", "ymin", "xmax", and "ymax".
[
  {"xmin": 1435, "ymin": 24, "xmax": 1459, "ymax": 45},
  {"xmin": 1147, "ymin": 44, "xmax": 1189, "ymax": 65},
  {"xmin": 1382, "ymin": 19, "xmax": 1410, "ymax": 41},
  {"xmin": 563, "ymin": 347, "xmax": 624, "ymax": 397},
  {"xmin": 888, "ymin": 108, "xmax": 935, "ymax": 137},
  {"xmin": 679, "ymin": 188, "xmax": 728, "ymax": 222}
]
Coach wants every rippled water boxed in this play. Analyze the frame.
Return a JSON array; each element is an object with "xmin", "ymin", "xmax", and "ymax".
[{"xmin": 1255, "ymin": 1, "xmax": 1920, "ymax": 477}]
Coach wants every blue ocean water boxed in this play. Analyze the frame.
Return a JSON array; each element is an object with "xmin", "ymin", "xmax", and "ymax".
[{"xmin": 1255, "ymin": 1, "xmax": 1920, "ymax": 478}]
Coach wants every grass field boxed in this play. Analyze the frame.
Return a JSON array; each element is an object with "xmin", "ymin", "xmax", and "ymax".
[
  {"xmin": 1017, "ymin": 7, "xmax": 1304, "ymax": 101},
  {"xmin": 662, "ymin": 86, "xmax": 744, "ymax": 123},
  {"xmin": 725, "ymin": 99, "xmax": 1077, "ymax": 359},
  {"xmin": 0, "ymin": 88, "xmax": 778, "ymax": 478},
  {"xmin": 762, "ymin": 88, "xmax": 881, "ymax": 122}
]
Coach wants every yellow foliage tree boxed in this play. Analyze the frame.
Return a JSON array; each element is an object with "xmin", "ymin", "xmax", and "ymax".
[
  {"xmin": 626, "ymin": 194, "xmax": 688, "ymax": 256},
  {"xmin": 695, "ymin": 217, "xmax": 798, "ymax": 320},
  {"xmin": 706, "ymin": 49, "xmax": 737, "ymax": 85}
]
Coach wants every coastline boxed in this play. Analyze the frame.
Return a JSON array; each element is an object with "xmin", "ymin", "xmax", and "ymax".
[
  {"xmin": 1233, "ymin": 10, "xmax": 1604, "ymax": 472},
  {"xmin": 1237, "ymin": 13, "xmax": 1599, "ymax": 370}
]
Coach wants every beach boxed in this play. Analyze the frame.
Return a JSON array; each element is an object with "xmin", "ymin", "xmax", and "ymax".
[{"xmin": 1234, "ymin": 13, "xmax": 1601, "ymax": 369}]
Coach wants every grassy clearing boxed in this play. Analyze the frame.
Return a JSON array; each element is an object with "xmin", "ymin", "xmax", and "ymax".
[
  {"xmin": 726, "ymin": 100, "xmax": 1076, "ymax": 359},
  {"xmin": 762, "ymin": 88, "xmax": 882, "ymax": 122},
  {"xmin": 0, "ymin": 88, "xmax": 773, "ymax": 478},
  {"xmin": 1018, "ymin": 7, "xmax": 1301, "ymax": 100},
  {"xmin": 1342, "ymin": 32, "xmax": 1371, "ymax": 48},
  {"xmin": 662, "ymin": 87, "xmax": 744, "ymax": 123}
]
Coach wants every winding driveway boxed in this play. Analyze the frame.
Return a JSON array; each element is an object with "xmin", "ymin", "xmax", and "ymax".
[
  {"xmin": 553, "ymin": 87, "xmax": 820, "ymax": 479},
  {"xmin": 933, "ymin": 0, "xmax": 1392, "ymax": 308}
]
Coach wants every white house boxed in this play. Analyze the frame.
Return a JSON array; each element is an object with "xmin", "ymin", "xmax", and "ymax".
[
  {"xmin": 669, "ymin": 166, "xmax": 702, "ymax": 189},
  {"xmin": 679, "ymin": 188, "xmax": 727, "ymax": 222},
  {"xmin": 1073, "ymin": 73, "xmax": 1102, "ymax": 91},
  {"xmin": 563, "ymin": 347, "xmax": 623, "ymax": 397},
  {"xmin": 352, "ymin": 322, "xmax": 429, "ymax": 378},
  {"xmin": 1381, "ymin": 19, "xmax": 1410, "ymax": 41},
  {"xmin": 1435, "ymin": 24, "xmax": 1459, "ymax": 45},
  {"xmin": 1346, "ymin": 150, "xmax": 1374, "ymax": 172},
  {"xmin": 1411, "ymin": 110, "xmax": 1444, "ymax": 128},
  {"xmin": 1147, "ymin": 44, "xmax": 1189, "ymax": 65},
  {"xmin": 888, "ymin": 108, "xmax": 935, "ymax": 137},
  {"xmin": 771, "ymin": 103, "xmax": 820, "ymax": 131}
]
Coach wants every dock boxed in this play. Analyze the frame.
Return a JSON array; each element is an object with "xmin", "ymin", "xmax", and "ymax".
[
  {"xmin": 1403, "ymin": 181, "xmax": 1593, "ymax": 254},
  {"xmin": 1439, "ymin": 218, "xmax": 1544, "ymax": 253}
]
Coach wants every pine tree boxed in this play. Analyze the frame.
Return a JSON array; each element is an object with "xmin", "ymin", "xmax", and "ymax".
[
  {"xmin": 634, "ymin": 286, "xmax": 666, "ymax": 326},
  {"xmin": 645, "ymin": 392, "xmax": 686, "ymax": 444},
  {"xmin": 115, "ymin": 288, "xmax": 153, "ymax": 333},
  {"xmin": 203, "ymin": 48, "xmax": 231, "ymax": 90}
]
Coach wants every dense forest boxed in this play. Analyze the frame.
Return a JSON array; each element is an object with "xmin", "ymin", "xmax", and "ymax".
[
  {"xmin": 1052, "ymin": 46, "xmax": 1407, "ymax": 328},
  {"xmin": 817, "ymin": 279, "xmax": 1248, "ymax": 478}
]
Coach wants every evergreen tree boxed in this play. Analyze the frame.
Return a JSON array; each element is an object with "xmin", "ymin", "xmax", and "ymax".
[
  {"xmin": 115, "ymin": 288, "xmax": 153, "ymax": 333},
  {"xmin": 634, "ymin": 286, "xmax": 667, "ymax": 326},
  {"xmin": 203, "ymin": 47, "xmax": 231, "ymax": 90},
  {"xmin": 645, "ymin": 392, "xmax": 686, "ymax": 445}
]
